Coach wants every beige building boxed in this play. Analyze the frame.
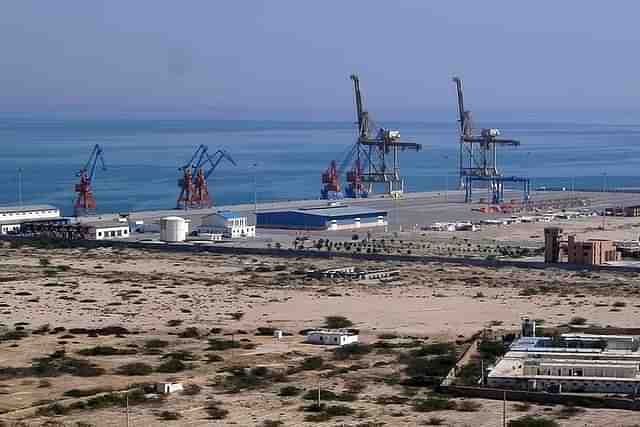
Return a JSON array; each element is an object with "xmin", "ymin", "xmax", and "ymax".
[{"xmin": 567, "ymin": 235, "xmax": 619, "ymax": 265}]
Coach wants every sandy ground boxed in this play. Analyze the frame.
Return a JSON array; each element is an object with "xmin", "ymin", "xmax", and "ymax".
[{"xmin": 2, "ymin": 244, "xmax": 640, "ymax": 426}]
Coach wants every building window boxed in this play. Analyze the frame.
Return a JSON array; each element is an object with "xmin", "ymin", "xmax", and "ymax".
[{"xmin": 98, "ymin": 232, "xmax": 103, "ymax": 237}]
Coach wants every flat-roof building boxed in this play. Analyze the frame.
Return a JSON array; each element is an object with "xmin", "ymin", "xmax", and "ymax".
[
  {"xmin": 199, "ymin": 211, "xmax": 255, "ymax": 238},
  {"xmin": 567, "ymin": 235, "xmax": 620, "ymax": 265},
  {"xmin": 84, "ymin": 221, "xmax": 130, "ymax": 240},
  {"xmin": 257, "ymin": 205, "xmax": 387, "ymax": 231},
  {"xmin": 0, "ymin": 205, "xmax": 61, "ymax": 234},
  {"xmin": 488, "ymin": 331, "xmax": 640, "ymax": 394},
  {"xmin": 305, "ymin": 329, "xmax": 359, "ymax": 346}
]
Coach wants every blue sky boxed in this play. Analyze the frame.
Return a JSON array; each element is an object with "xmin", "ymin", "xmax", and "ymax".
[{"xmin": 1, "ymin": 2, "xmax": 638, "ymax": 120}]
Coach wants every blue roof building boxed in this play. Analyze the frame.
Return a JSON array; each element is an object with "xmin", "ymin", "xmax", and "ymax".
[{"xmin": 256, "ymin": 205, "xmax": 388, "ymax": 230}]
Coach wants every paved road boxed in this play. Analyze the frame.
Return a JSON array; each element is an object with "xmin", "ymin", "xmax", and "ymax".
[{"xmin": 77, "ymin": 190, "xmax": 640, "ymax": 231}]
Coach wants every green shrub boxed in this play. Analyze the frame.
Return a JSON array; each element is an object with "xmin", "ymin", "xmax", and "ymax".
[
  {"xmin": 278, "ymin": 385, "xmax": 302, "ymax": 396},
  {"xmin": 205, "ymin": 403, "xmax": 228, "ymax": 420},
  {"xmin": 156, "ymin": 358, "xmax": 188, "ymax": 373},
  {"xmin": 157, "ymin": 411, "xmax": 181, "ymax": 420},
  {"xmin": 64, "ymin": 387, "xmax": 112, "ymax": 398},
  {"xmin": 205, "ymin": 353, "xmax": 224, "ymax": 363},
  {"xmin": 178, "ymin": 327, "xmax": 201, "ymax": 339},
  {"xmin": 403, "ymin": 353, "xmax": 456, "ymax": 378},
  {"xmin": 182, "ymin": 384, "xmax": 201, "ymax": 396},
  {"xmin": 325, "ymin": 404, "xmax": 355, "ymax": 416},
  {"xmin": 324, "ymin": 316, "xmax": 353, "ymax": 329},
  {"xmin": 77, "ymin": 346, "xmax": 137, "ymax": 356},
  {"xmin": 161, "ymin": 350, "xmax": 198, "ymax": 361},
  {"xmin": 32, "ymin": 355, "xmax": 104, "ymax": 377},
  {"xmin": 301, "ymin": 356, "xmax": 324, "ymax": 370},
  {"xmin": 569, "ymin": 316, "xmax": 587, "ymax": 326},
  {"xmin": 333, "ymin": 343, "xmax": 372, "ymax": 360},
  {"xmin": 412, "ymin": 397, "xmax": 456, "ymax": 412},
  {"xmin": 206, "ymin": 338, "xmax": 241, "ymax": 351},
  {"xmin": 410, "ymin": 343, "xmax": 454, "ymax": 356},
  {"xmin": 303, "ymin": 389, "xmax": 339, "ymax": 401},
  {"xmin": 144, "ymin": 339, "xmax": 169, "ymax": 349},
  {"xmin": 478, "ymin": 340, "xmax": 506, "ymax": 360},
  {"xmin": 36, "ymin": 403, "xmax": 68, "ymax": 416},
  {"xmin": 116, "ymin": 362, "xmax": 153, "ymax": 376}
]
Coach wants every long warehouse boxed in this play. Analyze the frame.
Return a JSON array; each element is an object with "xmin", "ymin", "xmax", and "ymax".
[{"xmin": 256, "ymin": 205, "xmax": 388, "ymax": 231}]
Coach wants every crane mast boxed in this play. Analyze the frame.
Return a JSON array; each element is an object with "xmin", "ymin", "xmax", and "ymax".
[
  {"xmin": 74, "ymin": 144, "xmax": 107, "ymax": 217},
  {"xmin": 177, "ymin": 145, "xmax": 236, "ymax": 209},
  {"xmin": 452, "ymin": 76, "xmax": 530, "ymax": 204}
]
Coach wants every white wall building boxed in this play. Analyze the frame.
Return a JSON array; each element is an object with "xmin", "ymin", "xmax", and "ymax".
[
  {"xmin": 156, "ymin": 382, "xmax": 183, "ymax": 394},
  {"xmin": 306, "ymin": 330, "xmax": 359, "ymax": 346},
  {"xmin": 86, "ymin": 222, "xmax": 130, "ymax": 240},
  {"xmin": 199, "ymin": 211, "xmax": 256, "ymax": 238},
  {"xmin": 488, "ymin": 332, "xmax": 640, "ymax": 394},
  {"xmin": 0, "ymin": 205, "xmax": 60, "ymax": 234}
]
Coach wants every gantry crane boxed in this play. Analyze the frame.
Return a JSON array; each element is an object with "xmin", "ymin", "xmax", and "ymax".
[
  {"xmin": 74, "ymin": 144, "xmax": 106, "ymax": 216},
  {"xmin": 177, "ymin": 145, "xmax": 236, "ymax": 209},
  {"xmin": 350, "ymin": 74, "xmax": 421, "ymax": 197},
  {"xmin": 452, "ymin": 76, "xmax": 530, "ymax": 204}
]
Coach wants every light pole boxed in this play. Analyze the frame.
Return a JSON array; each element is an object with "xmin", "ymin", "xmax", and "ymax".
[
  {"xmin": 17, "ymin": 168, "xmax": 23, "ymax": 206},
  {"xmin": 249, "ymin": 162, "xmax": 261, "ymax": 213},
  {"xmin": 442, "ymin": 155, "xmax": 450, "ymax": 202}
]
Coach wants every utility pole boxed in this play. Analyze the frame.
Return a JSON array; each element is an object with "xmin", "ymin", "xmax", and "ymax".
[
  {"xmin": 17, "ymin": 168, "xmax": 23, "ymax": 206},
  {"xmin": 502, "ymin": 390, "xmax": 506, "ymax": 427},
  {"xmin": 317, "ymin": 377, "xmax": 321, "ymax": 408},
  {"xmin": 126, "ymin": 390, "xmax": 130, "ymax": 427}
]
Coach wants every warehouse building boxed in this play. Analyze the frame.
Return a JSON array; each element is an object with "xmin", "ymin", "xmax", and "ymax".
[
  {"xmin": 0, "ymin": 205, "xmax": 61, "ymax": 234},
  {"xmin": 257, "ymin": 206, "xmax": 387, "ymax": 231}
]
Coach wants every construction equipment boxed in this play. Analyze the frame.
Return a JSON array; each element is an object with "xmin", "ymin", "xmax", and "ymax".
[
  {"xmin": 349, "ymin": 74, "xmax": 421, "ymax": 196},
  {"xmin": 74, "ymin": 144, "xmax": 106, "ymax": 216},
  {"xmin": 177, "ymin": 145, "xmax": 236, "ymax": 209},
  {"xmin": 452, "ymin": 76, "xmax": 530, "ymax": 204}
]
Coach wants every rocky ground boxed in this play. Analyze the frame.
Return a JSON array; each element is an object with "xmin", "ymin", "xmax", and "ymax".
[{"xmin": 1, "ymin": 242, "xmax": 640, "ymax": 426}]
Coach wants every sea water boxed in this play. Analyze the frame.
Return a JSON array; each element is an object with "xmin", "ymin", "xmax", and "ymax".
[{"xmin": 1, "ymin": 117, "xmax": 639, "ymax": 215}]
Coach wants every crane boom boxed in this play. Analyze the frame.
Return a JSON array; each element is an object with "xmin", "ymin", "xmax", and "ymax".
[
  {"xmin": 350, "ymin": 74, "xmax": 367, "ymax": 138},
  {"xmin": 203, "ymin": 150, "xmax": 236, "ymax": 179},
  {"xmin": 83, "ymin": 144, "xmax": 107, "ymax": 183},
  {"xmin": 452, "ymin": 76, "xmax": 466, "ymax": 134}
]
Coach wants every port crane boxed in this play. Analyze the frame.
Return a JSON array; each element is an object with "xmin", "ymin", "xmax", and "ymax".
[
  {"xmin": 452, "ymin": 76, "xmax": 530, "ymax": 204},
  {"xmin": 74, "ymin": 144, "xmax": 106, "ymax": 216},
  {"xmin": 320, "ymin": 142, "xmax": 368, "ymax": 199},
  {"xmin": 350, "ymin": 74, "xmax": 421, "ymax": 197},
  {"xmin": 177, "ymin": 145, "xmax": 236, "ymax": 209}
]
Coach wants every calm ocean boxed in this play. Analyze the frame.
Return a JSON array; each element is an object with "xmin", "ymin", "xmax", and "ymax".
[{"xmin": 1, "ymin": 117, "xmax": 639, "ymax": 215}]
